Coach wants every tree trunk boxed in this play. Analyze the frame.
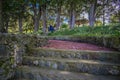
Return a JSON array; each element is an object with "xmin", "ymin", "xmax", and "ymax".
[
  {"xmin": 88, "ymin": 0, "xmax": 97, "ymax": 27},
  {"xmin": 5, "ymin": 18, "xmax": 9, "ymax": 33},
  {"xmin": 56, "ymin": 6, "xmax": 61, "ymax": 30},
  {"xmin": 32, "ymin": 4, "xmax": 40, "ymax": 32},
  {"xmin": 102, "ymin": 12, "xmax": 105, "ymax": 26},
  {"xmin": 69, "ymin": 3, "xmax": 75, "ymax": 29},
  {"xmin": 34, "ymin": 15, "xmax": 40, "ymax": 32},
  {"xmin": 102, "ymin": 1, "xmax": 105, "ymax": 26},
  {"xmin": 118, "ymin": 0, "xmax": 120, "ymax": 23},
  {"xmin": 0, "ymin": 0, "xmax": 4, "ymax": 33},
  {"xmin": 42, "ymin": 5, "xmax": 47, "ymax": 34},
  {"xmin": 119, "ymin": 13, "xmax": 120, "ymax": 23},
  {"xmin": 18, "ymin": 17, "xmax": 23, "ymax": 33}
]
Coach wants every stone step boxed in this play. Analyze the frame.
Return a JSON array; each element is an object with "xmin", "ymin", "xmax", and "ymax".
[
  {"xmin": 15, "ymin": 66, "xmax": 120, "ymax": 80},
  {"xmin": 22, "ymin": 56, "xmax": 120, "ymax": 75},
  {"xmin": 27, "ymin": 48, "xmax": 120, "ymax": 63}
]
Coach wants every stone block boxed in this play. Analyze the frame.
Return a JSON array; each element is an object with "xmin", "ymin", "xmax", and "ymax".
[{"xmin": 0, "ymin": 44, "xmax": 8, "ymax": 57}]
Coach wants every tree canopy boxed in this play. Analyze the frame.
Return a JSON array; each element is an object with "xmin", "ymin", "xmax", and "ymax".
[{"xmin": 0, "ymin": 0, "xmax": 119, "ymax": 33}]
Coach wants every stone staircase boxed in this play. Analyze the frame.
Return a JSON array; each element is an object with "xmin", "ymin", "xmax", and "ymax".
[{"xmin": 15, "ymin": 48, "xmax": 120, "ymax": 80}]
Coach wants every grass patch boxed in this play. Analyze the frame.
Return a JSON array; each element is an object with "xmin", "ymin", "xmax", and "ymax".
[{"xmin": 48, "ymin": 25, "xmax": 120, "ymax": 37}]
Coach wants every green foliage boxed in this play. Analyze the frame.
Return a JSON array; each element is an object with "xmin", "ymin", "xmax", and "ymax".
[
  {"xmin": 1, "ymin": 0, "xmax": 120, "ymax": 34},
  {"xmin": 48, "ymin": 25, "xmax": 120, "ymax": 37},
  {"xmin": 61, "ymin": 23, "xmax": 68, "ymax": 29}
]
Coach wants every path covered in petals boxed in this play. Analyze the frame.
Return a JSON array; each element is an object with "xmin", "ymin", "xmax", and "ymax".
[{"xmin": 42, "ymin": 40, "xmax": 114, "ymax": 51}]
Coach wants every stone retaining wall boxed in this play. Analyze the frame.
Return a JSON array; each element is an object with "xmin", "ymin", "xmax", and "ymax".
[
  {"xmin": 23, "ymin": 56, "xmax": 120, "ymax": 75},
  {"xmin": 0, "ymin": 33, "xmax": 48, "ymax": 80},
  {"xmin": 0, "ymin": 56, "xmax": 15, "ymax": 80},
  {"xmin": 29, "ymin": 48, "xmax": 120, "ymax": 63}
]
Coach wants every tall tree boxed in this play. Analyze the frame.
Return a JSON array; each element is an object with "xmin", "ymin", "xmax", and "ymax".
[
  {"xmin": 115, "ymin": 0, "xmax": 120, "ymax": 23},
  {"xmin": 102, "ymin": 0, "xmax": 105, "ymax": 26},
  {"xmin": 65, "ymin": 0, "xmax": 77, "ymax": 29},
  {"xmin": 69, "ymin": 1, "xmax": 75, "ymax": 29},
  {"xmin": 56, "ymin": 3, "xmax": 61, "ymax": 30},
  {"xmin": 2, "ymin": 0, "xmax": 15, "ymax": 33},
  {"xmin": 55, "ymin": 0, "xmax": 63, "ymax": 30},
  {"xmin": 16, "ymin": 0, "xmax": 27, "ymax": 33},
  {"xmin": 30, "ymin": 1, "xmax": 41, "ymax": 32},
  {"xmin": 88, "ymin": 0, "xmax": 97, "ymax": 27},
  {"xmin": 93, "ymin": 0, "xmax": 114, "ymax": 25},
  {"xmin": 41, "ymin": 0, "xmax": 51, "ymax": 34},
  {"xmin": 41, "ymin": 4, "xmax": 47, "ymax": 34},
  {"xmin": 0, "ymin": 0, "xmax": 4, "ymax": 33},
  {"xmin": 66, "ymin": 0, "xmax": 84, "ymax": 29},
  {"xmin": 97, "ymin": 0, "xmax": 109, "ymax": 26},
  {"xmin": 109, "ymin": 0, "xmax": 120, "ymax": 24},
  {"xmin": 1, "ymin": 0, "xmax": 28, "ymax": 33},
  {"xmin": 33, "ymin": 4, "xmax": 41, "ymax": 32},
  {"xmin": 48, "ymin": 0, "xmax": 64, "ymax": 30}
]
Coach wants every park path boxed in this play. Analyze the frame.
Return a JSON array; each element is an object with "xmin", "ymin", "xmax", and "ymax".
[{"xmin": 42, "ymin": 40, "xmax": 114, "ymax": 51}]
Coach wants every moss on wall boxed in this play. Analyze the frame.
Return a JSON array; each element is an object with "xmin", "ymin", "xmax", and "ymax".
[{"xmin": 0, "ymin": 33, "xmax": 48, "ymax": 80}]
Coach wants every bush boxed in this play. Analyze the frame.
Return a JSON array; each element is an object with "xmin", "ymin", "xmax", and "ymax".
[
  {"xmin": 48, "ymin": 25, "xmax": 120, "ymax": 37},
  {"xmin": 60, "ymin": 23, "xmax": 68, "ymax": 29}
]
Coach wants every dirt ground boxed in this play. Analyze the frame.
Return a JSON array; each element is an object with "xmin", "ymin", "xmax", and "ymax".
[{"xmin": 42, "ymin": 40, "xmax": 114, "ymax": 51}]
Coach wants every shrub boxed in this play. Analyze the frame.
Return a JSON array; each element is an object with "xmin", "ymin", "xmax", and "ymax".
[{"xmin": 48, "ymin": 25, "xmax": 120, "ymax": 37}]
